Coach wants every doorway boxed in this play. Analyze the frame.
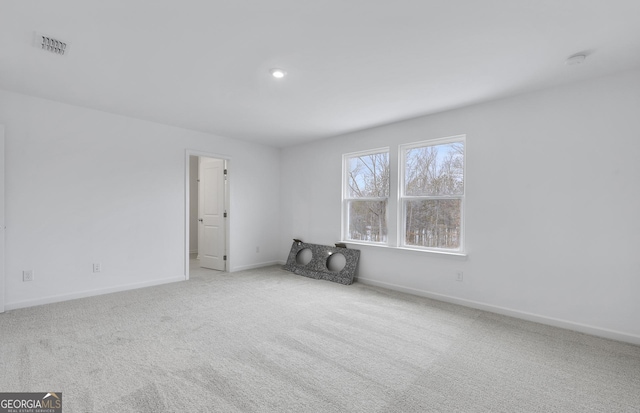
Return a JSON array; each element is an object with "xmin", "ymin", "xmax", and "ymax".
[{"xmin": 185, "ymin": 151, "xmax": 229, "ymax": 279}]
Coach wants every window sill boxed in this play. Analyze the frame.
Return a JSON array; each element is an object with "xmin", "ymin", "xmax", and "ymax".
[{"xmin": 342, "ymin": 241, "xmax": 468, "ymax": 259}]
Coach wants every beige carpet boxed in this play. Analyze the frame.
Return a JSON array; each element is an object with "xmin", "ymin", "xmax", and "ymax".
[{"xmin": 1, "ymin": 264, "xmax": 639, "ymax": 412}]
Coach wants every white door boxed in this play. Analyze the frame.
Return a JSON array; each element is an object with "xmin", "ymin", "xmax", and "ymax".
[
  {"xmin": 0, "ymin": 126, "xmax": 5, "ymax": 313},
  {"xmin": 198, "ymin": 157, "xmax": 226, "ymax": 271}
]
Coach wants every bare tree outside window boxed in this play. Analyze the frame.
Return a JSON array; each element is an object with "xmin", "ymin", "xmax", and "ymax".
[
  {"xmin": 403, "ymin": 140, "xmax": 464, "ymax": 250},
  {"xmin": 342, "ymin": 137, "xmax": 464, "ymax": 252},
  {"xmin": 345, "ymin": 151, "xmax": 389, "ymax": 242}
]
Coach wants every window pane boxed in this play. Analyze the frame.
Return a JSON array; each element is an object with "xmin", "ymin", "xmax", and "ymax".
[
  {"xmin": 405, "ymin": 199, "xmax": 461, "ymax": 249},
  {"xmin": 347, "ymin": 200, "xmax": 388, "ymax": 242},
  {"xmin": 347, "ymin": 152, "xmax": 389, "ymax": 198},
  {"xmin": 405, "ymin": 142, "xmax": 464, "ymax": 196}
]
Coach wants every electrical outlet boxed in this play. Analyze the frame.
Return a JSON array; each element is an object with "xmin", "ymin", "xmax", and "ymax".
[
  {"xmin": 93, "ymin": 263, "xmax": 101, "ymax": 273},
  {"xmin": 23, "ymin": 270, "xmax": 34, "ymax": 282},
  {"xmin": 456, "ymin": 271, "xmax": 463, "ymax": 282}
]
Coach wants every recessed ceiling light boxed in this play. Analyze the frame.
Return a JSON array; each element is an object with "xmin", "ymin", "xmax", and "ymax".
[
  {"xmin": 270, "ymin": 68, "xmax": 286, "ymax": 79},
  {"xmin": 566, "ymin": 54, "xmax": 586, "ymax": 65}
]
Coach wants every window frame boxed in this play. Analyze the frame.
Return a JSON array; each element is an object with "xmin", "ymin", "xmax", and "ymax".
[
  {"xmin": 399, "ymin": 135, "xmax": 466, "ymax": 253},
  {"xmin": 342, "ymin": 147, "xmax": 390, "ymax": 245},
  {"xmin": 341, "ymin": 135, "xmax": 466, "ymax": 257}
]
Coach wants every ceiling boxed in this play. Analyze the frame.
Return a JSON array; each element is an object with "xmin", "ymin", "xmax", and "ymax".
[{"xmin": 1, "ymin": 1, "xmax": 639, "ymax": 147}]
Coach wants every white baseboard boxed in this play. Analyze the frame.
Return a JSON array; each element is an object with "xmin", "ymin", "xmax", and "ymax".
[
  {"xmin": 357, "ymin": 277, "xmax": 640, "ymax": 346},
  {"xmin": 231, "ymin": 261, "xmax": 283, "ymax": 272},
  {"xmin": 5, "ymin": 275, "xmax": 186, "ymax": 311}
]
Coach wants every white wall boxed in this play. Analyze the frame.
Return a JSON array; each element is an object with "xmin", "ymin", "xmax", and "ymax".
[
  {"xmin": 0, "ymin": 90, "xmax": 281, "ymax": 309},
  {"xmin": 189, "ymin": 155, "xmax": 198, "ymax": 253},
  {"xmin": 280, "ymin": 69, "xmax": 640, "ymax": 344}
]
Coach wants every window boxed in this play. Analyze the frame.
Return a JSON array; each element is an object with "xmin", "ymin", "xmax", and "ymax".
[
  {"xmin": 343, "ymin": 149, "xmax": 389, "ymax": 243},
  {"xmin": 401, "ymin": 137, "xmax": 465, "ymax": 251},
  {"xmin": 341, "ymin": 136, "xmax": 465, "ymax": 254}
]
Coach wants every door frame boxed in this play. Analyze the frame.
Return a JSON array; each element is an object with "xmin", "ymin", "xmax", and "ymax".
[
  {"xmin": 184, "ymin": 150, "xmax": 230, "ymax": 280},
  {"xmin": 0, "ymin": 126, "xmax": 5, "ymax": 313}
]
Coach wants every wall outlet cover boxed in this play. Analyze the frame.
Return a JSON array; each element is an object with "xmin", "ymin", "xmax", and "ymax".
[{"xmin": 23, "ymin": 270, "xmax": 34, "ymax": 282}]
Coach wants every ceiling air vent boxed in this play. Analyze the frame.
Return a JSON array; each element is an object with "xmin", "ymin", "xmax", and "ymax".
[{"xmin": 34, "ymin": 32, "xmax": 69, "ymax": 56}]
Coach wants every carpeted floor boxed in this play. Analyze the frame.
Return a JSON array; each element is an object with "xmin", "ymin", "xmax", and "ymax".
[{"xmin": 1, "ymin": 263, "xmax": 639, "ymax": 412}]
